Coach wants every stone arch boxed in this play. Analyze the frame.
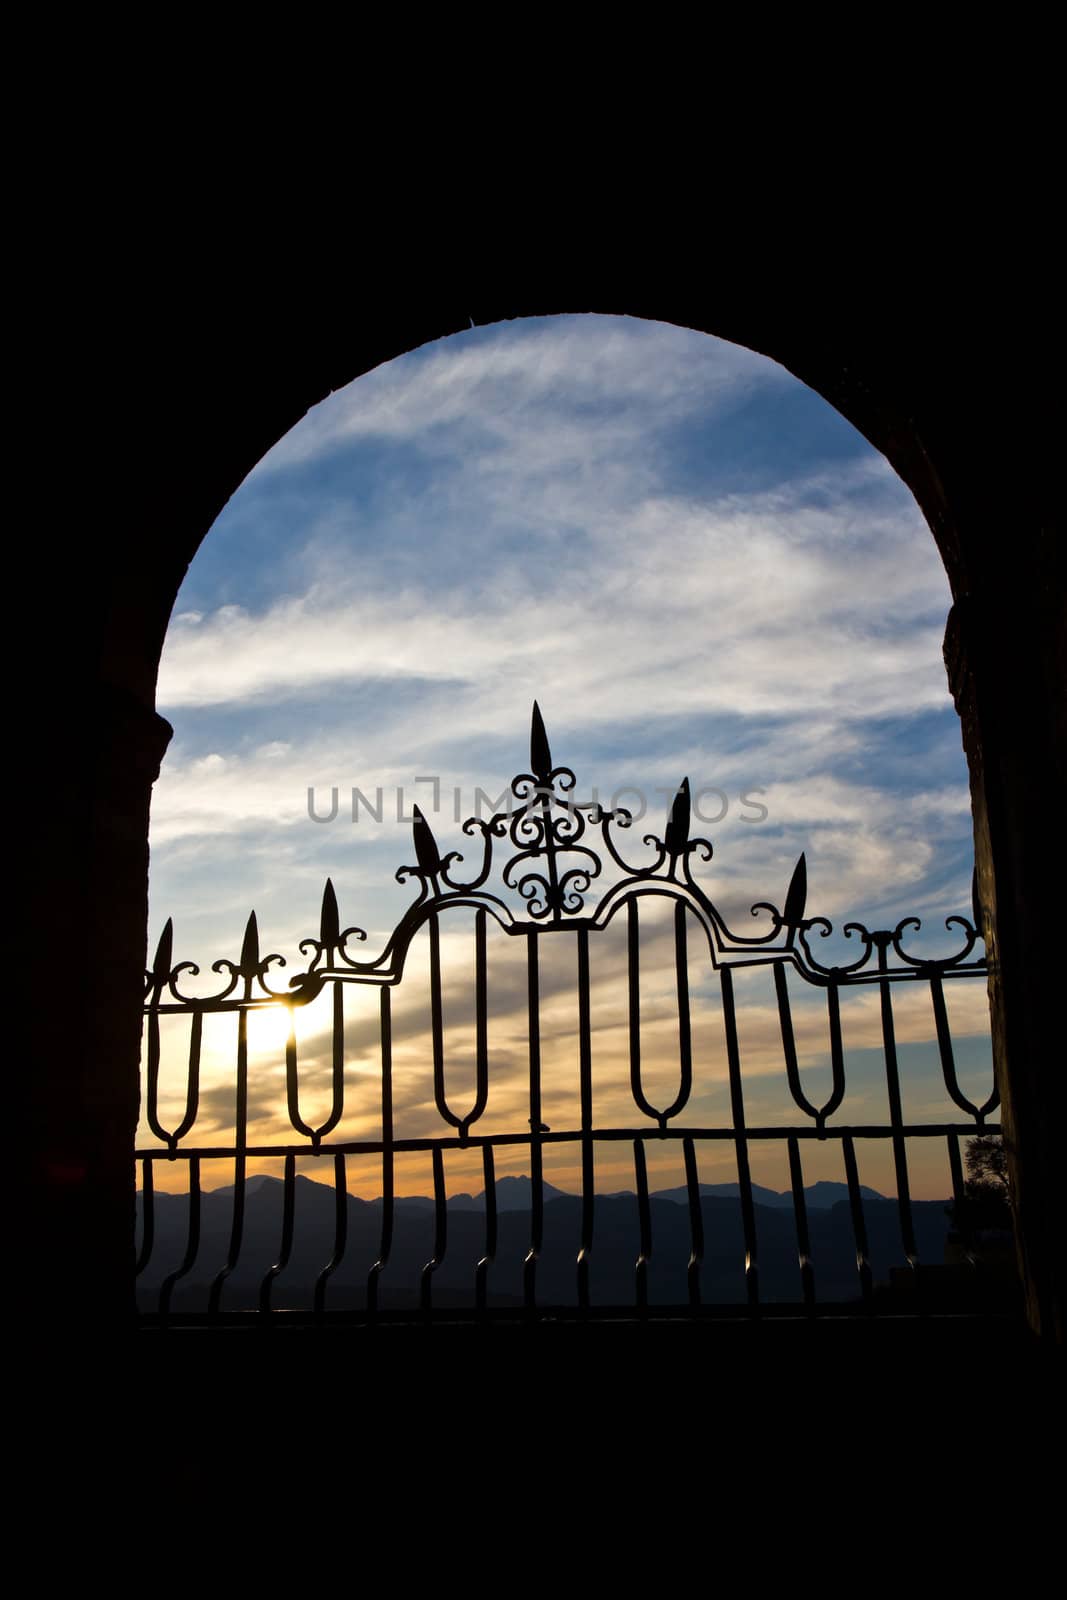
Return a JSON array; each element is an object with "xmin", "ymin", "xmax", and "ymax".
[{"xmin": 29, "ymin": 285, "xmax": 1062, "ymax": 1343}]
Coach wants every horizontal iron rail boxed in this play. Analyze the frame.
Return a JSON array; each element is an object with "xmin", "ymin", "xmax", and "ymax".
[
  {"xmin": 137, "ymin": 1121, "xmax": 1001, "ymax": 1162},
  {"xmin": 145, "ymin": 960, "xmax": 987, "ymax": 1014}
]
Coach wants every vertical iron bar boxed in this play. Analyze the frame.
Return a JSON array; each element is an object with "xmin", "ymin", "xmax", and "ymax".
[
  {"xmin": 634, "ymin": 1138, "xmax": 652, "ymax": 1315},
  {"xmin": 673, "ymin": 902, "xmax": 693, "ymax": 1116},
  {"xmin": 775, "ymin": 963, "xmax": 810, "ymax": 1118},
  {"xmin": 787, "ymin": 1134, "xmax": 815, "ymax": 1312},
  {"xmin": 285, "ymin": 1006, "xmax": 312, "ymax": 1139},
  {"xmin": 173, "ymin": 1010, "xmax": 203, "ymax": 1145},
  {"xmin": 628, "ymin": 899, "xmax": 640, "ymax": 1104},
  {"xmin": 145, "ymin": 1009, "xmax": 162, "ymax": 1142},
  {"xmin": 327, "ymin": 981, "xmax": 345, "ymax": 1139},
  {"xmin": 775, "ymin": 964, "xmax": 827, "ymax": 1125},
  {"xmin": 683, "ymin": 1137, "xmax": 704, "ymax": 1313},
  {"xmin": 469, "ymin": 907, "xmax": 490, "ymax": 1133},
  {"xmin": 314, "ymin": 1153, "xmax": 348, "ymax": 1316},
  {"xmin": 159, "ymin": 1155, "xmax": 201, "ymax": 1323},
  {"xmin": 135, "ymin": 1157, "xmax": 154, "ymax": 1278},
  {"xmin": 208, "ymin": 1008, "xmax": 249, "ymax": 1317},
  {"xmin": 148, "ymin": 1009, "xmax": 203, "ymax": 1149},
  {"xmin": 475, "ymin": 1144, "xmax": 497, "ymax": 1314},
  {"xmin": 429, "ymin": 911, "xmax": 452, "ymax": 1127},
  {"xmin": 367, "ymin": 987, "xmax": 394, "ymax": 1319},
  {"xmin": 524, "ymin": 931, "xmax": 543, "ymax": 1314},
  {"xmin": 577, "ymin": 927, "xmax": 594, "ymax": 1313},
  {"xmin": 721, "ymin": 967, "xmax": 759, "ymax": 1312},
  {"xmin": 627, "ymin": 899, "xmax": 656, "ymax": 1122},
  {"xmin": 842, "ymin": 1134, "xmax": 873, "ymax": 1309},
  {"xmin": 930, "ymin": 973, "xmax": 993, "ymax": 1122},
  {"xmin": 420, "ymin": 1146, "xmax": 447, "ymax": 1316},
  {"xmin": 825, "ymin": 981, "xmax": 845, "ymax": 1122},
  {"xmin": 259, "ymin": 1150, "xmax": 296, "ymax": 1317},
  {"xmin": 288, "ymin": 982, "xmax": 346, "ymax": 1145},
  {"xmin": 877, "ymin": 940, "xmax": 919, "ymax": 1273}
]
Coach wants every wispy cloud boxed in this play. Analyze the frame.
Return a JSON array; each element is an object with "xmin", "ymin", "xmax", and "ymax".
[
  {"xmin": 158, "ymin": 479, "xmax": 946, "ymax": 720},
  {"xmin": 254, "ymin": 316, "xmax": 787, "ymax": 474}
]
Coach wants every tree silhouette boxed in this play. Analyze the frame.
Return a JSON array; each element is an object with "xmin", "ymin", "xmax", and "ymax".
[{"xmin": 948, "ymin": 1134, "xmax": 1012, "ymax": 1235}]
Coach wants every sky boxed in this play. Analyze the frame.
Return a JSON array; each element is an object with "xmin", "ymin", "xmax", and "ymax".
[{"xmin": 142, "ymin": 314, "xmax": 994, "ymax": 1202}]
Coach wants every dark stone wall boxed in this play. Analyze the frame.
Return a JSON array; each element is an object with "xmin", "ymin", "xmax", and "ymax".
[{"xmin": 20, "ymin": 255, "xmax": 1063, "ymax": 1340}]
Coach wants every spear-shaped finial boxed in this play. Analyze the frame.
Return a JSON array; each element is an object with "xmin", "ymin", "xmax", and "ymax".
[
  {"xmin": 151, "ymin": 918, "xmax": 174, "ymax": 980},
  {"xmin": 530, "ymin": 701, "xmax": 553, "ymax": 784},
  {"xmin": 239, "ymin": 910, "xmax": 261, "ymax": 973},
  {"xmin": 412, "ymin": 805, "xmax": 443, "ymax": 878},
  {"xmin": 783, "ymin": 853, "xmax": 808, "ymax": 926},
  {"xmin": 664, "ymin": 778, "xmax": 691, "ymax": 859},
  {"xmin": 319, "ymin": 878, "xmax": 340, "ymax": 949}
]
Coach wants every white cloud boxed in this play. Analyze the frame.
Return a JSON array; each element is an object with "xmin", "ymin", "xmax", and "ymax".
[
  {"xmin": 156, "ymin": 487, "xmax": 948, "ymax": 733},
  {"xmin": 255, "ymin": 316, "xmax": 788, "ymax": 475}
]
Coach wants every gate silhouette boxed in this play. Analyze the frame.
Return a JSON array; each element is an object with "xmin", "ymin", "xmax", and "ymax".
[{"xmin": 137, "ymin": 705, "xmax": 998, "ymax": 1322}]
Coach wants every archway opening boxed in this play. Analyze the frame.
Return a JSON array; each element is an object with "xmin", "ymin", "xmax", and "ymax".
[{"xmin": 136, "ymin": 315, "xmax": 1003, "ymax": 1319}]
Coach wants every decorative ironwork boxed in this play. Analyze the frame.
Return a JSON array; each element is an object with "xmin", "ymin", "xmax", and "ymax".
[{"xmin": 137, "ymin": 705, "xmax": 999, "ymax": 1325}]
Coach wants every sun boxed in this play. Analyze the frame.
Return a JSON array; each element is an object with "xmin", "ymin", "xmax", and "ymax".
[{"xmin": 245, "ymin": 1002, "xmax": 296, "ymax": 1055}]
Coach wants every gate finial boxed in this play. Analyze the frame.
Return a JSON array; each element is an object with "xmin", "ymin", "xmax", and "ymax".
[
  {"xmin": 151, "ymin": 919, "xmax": 174, "ymax": 982},
  {"xmin": 320, "ymin": 879, "xmax": 340, "ymax": 950},
  {"xmin": 783, "ymin": 853, "xmax": 808, "ymax": 927},
  {"xmin": 412, "ymin": 805, "xmax": 443, "ymax": 879},
  {"xmin": 664, "ymin": 777, "xmax": 692, "ymax": 861},
  {"xmin": 530, "ymin": 701, "xmax": 553, "ymax": 784},
  {"xmin": 240, "ymin": 910, "xmax": 261, "ymax": 973}
]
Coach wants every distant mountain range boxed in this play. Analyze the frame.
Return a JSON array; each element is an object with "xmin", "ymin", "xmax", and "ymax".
[
  {"xmin": 136, "ymin": 1172, "xmax": 995, "ymax": 1316},
  {"xmin": 281, "ymin": 1174, "xmax": 887, "ymax": 1213},
  {"xmin": 404, "ymin": 1175, "xmax": 889, "ymax": 1213}
]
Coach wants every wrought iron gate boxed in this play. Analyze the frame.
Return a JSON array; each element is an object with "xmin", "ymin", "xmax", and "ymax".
[{"xmin": 137, "ymin": 707, "xmax": 1000, "ymax": 1323}]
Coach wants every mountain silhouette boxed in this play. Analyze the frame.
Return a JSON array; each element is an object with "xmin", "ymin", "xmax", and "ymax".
[
  {"xmin": 647, "ymin": 1179, "xmax": 884, "ymax": 1210},
  {"xmin": 360, "ymin": 1175, "xmax": 574, "ymax": 1212}
]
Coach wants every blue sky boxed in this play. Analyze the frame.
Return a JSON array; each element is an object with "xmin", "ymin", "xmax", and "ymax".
[{"xmin": 144, "ymin": 315, "xmax": 993, "ymax": 1196}]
